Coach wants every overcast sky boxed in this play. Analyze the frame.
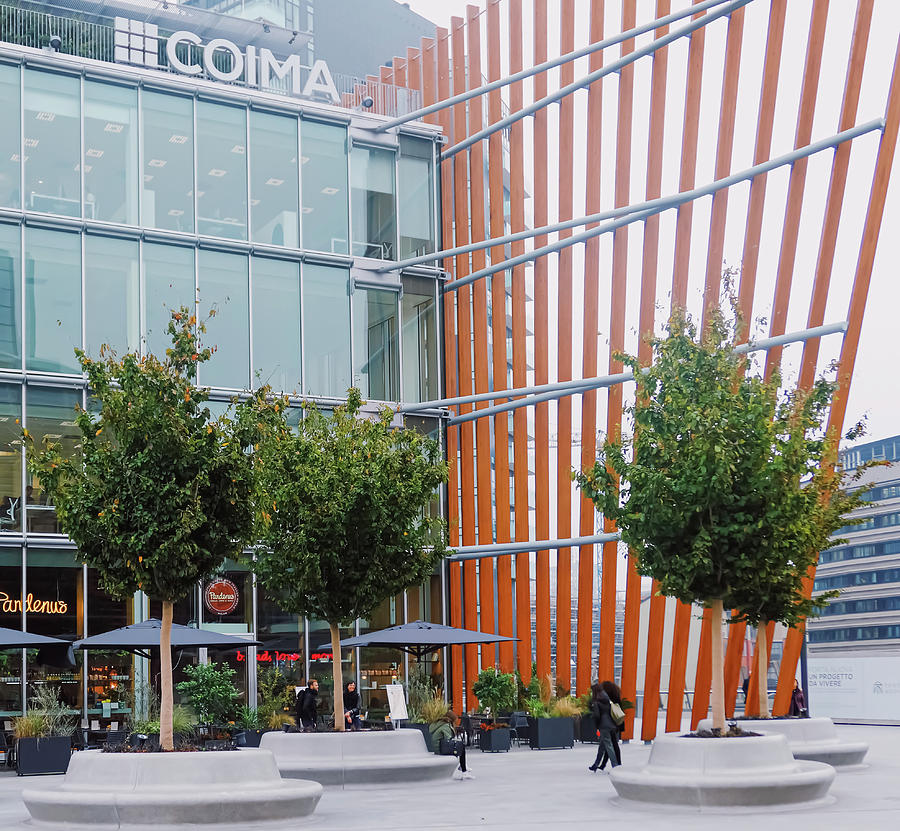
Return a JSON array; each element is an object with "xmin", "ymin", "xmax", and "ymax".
[{"xmin": 402, "ymin": 0, "xmax": 900, "ymax": 451}]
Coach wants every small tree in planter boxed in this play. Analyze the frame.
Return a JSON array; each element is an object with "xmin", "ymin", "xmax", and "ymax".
[
  {"xmin": 249, "ymin": 390, "xmax": 448, "ymax": 730},
  {"xmin": 176, "ymin": 661, "xmax": 240, "ymax": 730},
  {"xmin": 472, "ymin": 668, "xmax": 516, "ymax": 751},
  {"xmin": 25, "ymin": 310, "xmax": 262, "ymax": 751},
  {"xmin": 576, "ymin": 306, "xmax": 866, "ymax": 732}
]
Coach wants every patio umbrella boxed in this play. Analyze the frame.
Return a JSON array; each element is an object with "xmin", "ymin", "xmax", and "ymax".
[
  {"xmin": 73, "ymin": 619, "xmax": 261, "ymax": 658},
  {"xmin": 318, "ymin": 620, "xmax": 518, "ymax": 659},
  {"xmin": 0, "ymin": 626, "xmax": 69, "ymax": 650}
]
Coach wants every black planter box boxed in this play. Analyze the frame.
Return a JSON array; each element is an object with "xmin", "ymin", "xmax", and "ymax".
[
  {"xmin": 578, "ymin": 715, "xmax": 599, "ymax": 743},
  {"xmin": 528, "ymin": 717, "xmax": 575, "ymax": 750},
  {"xmin": 400, "ymin": 722, "xmax": 434, "ymax": 752},
  {"xmin": 235, "ymin": 729, "xmax": 267, "ymax": 748},
  {"xmin": 16, "ymin": 736, "xmax": 71, "ymax": 776},
  {"xmin": 479, "ymin": 726, "xmax": 511, "ymax": 752}
]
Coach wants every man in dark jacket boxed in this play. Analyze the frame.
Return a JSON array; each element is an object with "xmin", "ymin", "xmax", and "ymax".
[{"xmin": 296, "ymin": 679, "xmax": 319, "ymax": 731}]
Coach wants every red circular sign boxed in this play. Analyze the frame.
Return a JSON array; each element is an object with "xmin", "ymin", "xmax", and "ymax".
[{"xmin": 204, "ymin": 578, "xmax": 239, "ymax": 615}]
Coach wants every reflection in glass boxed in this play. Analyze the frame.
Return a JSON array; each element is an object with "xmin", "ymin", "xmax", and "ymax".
[
  {"xmin": 0, "ymin": 65, "xmax": 20, "ymax": 209},
  {"xmin": 359, "ymin": 595, "xmax": 404, "ymax": 722},
  {"xmin": 0, "ymin": 224, "xmax": 21, "ymax": 370},
  {"xmin": 198, "ymin": 249, "xmax": 249, "ymax": 389},
  {"xmin": 250, "ymin": 111, "xmax": 299, "ymax": 247},
  {"xmin": 398, "ymin": 137, "xmax": 434, "ymax": 259},
  {"xmin": 257, "ymin": 585, "xmax": 305, "ymax": 705},
  {"xmin": 85, "ymin": 236, "xmax": 139, "ymax": 358},
  {"xmin": 142, "ymin": 91, "xmax": 194, "ymax": 232},
  {"xmin": 25, "ymin": 228, "xmax": 81, "ymax": 373},
  {"xmin": 302, "ymin": 264, "xmax": 350, "ymax": 397},
  {"xmin": 0, "ymin": 386, "xmax": 22, "ymax": 533},
  {"xmin": 300, "ymin": 121, "xmax": 348, "ymax": 254},
  {"xmin": 197, "ymin": 102, "xmax": 248, "ymax": 241},
  {"xmin": 84, "ymin": 82, "xmax": 137, "ymax": 225},
  {"xmin": 306, "ymin": 618, "xmax": 355, "ymax": 720},
  {"xmin": 143, "ymin": 243, "xmax": 195, "ymax": 360},
  {"xmin": 252, "ymin": 257, "xmax": 300, "ymax": 393},
  {"xmin": 23, "ymin": 70, "xmax": 80, "ymax": 218},
  {"xmin": 351, "ymin": 145, "xmax": 396, "ymax": 260},
  {"xmin": 400, "ymin": 276, "xmax": 438, "ymax": 403},
  {"xmin": 0, "ymin": 549, "xmax": 23, "ymax": 715},
  {"xmin": 353, "ymin": 286, "xmax": 399, "ymax": 401},
  {"xmin": 86, "ymin": 569, "xmax": 134, "ymax": 719}
]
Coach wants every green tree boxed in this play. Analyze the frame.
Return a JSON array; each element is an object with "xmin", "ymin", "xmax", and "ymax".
[
  {"xmin": 25, "ymin": 310, "xmax": 261, "ymax": 750},
  {"xmin": 472, "ymin": 668, "xmax": 517, "ymax": 723},
  {"xmin": 249, "ymin": 390, "xmax": 448, "ymax": 730},
  {"xmin": 176, "ymin": 661, "xmax": 239, "ymax": 725},
  {"xmin": 576, "ymin": 307, "xmax": 867, "ymax": 731}
]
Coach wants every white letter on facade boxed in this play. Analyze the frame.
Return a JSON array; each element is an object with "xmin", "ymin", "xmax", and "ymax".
[
  {"xmin": 166, "ymin": 31, "xmax": 202, "ymax": 75},
  {"xmin": 259, "ymin": 50, "xmax": 302, "ymax": 95},
  {"xmin": 203, "ymin": 38, "xmax": 245, "ymax": 83},
  {"xmin": 302, "ymin": 60, "xmax": 340, "ymax": 104}
]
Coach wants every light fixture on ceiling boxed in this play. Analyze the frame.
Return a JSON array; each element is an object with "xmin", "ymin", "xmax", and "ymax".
[
  {"xmin": 169, "ymin": 134, "xmax": 189, "ymax": 144},
  {"xmin": 321, "ymin": 186, "xmax": 338, "ymax": 195},
  {"xmin": 24, "ymin": 138, "xmax": 38, "ymax": 148},
  {"xmin": 231, "ymin": 144, "xmax": 245, "ymax": 154},
  {"xmin": 86, "ymin": 148, "xmax": 104, "ymax": 158},
  {"xmin": 263, "ymin": 24, "xmax": 271, "ymax": 33},
  {"xmin": 208, "ymin": 169, "xmax": 227, "ymax": 177},
  {"xmin": 265, "ymin": 177, "xmax": 284, "ymax": 186},
  {"xmin": 148, "ymin": 158, "xmax": 167, "ymax": 168},
  {"xmin": 104, "ymin": 122, "xmax": 124, "ymax": 133},
  {"xmin": 288, "ymin": 31, "xmax": 298, "ymax": 45}
]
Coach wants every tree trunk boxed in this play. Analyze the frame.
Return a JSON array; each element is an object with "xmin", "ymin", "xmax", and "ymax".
[
  {"xmin": 709, "ymin": 598, "xmax": 726, "ymax": 732},
  {"xmin": 757, "ymin": 621, "xmax": 770, "ymax": 718},
  {"xmin": 330, "ymin": 622, "xmax": 345, "ymax": 732},
  {"xmin": 160, "ymin": 600, "xmax": 174, "ymax": 751}
]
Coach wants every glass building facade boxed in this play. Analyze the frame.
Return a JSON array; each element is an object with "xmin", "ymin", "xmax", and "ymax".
[{"xmin": 0, "ymin": 46, "xmax": 445, "ymax": 725}]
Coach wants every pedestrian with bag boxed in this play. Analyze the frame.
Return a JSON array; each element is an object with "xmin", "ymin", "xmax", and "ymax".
[
  {"xmin": 430, "ymin": 710, "xmax": 473, "ymax": 780},
  {"xmin": 588, "ymin": 680, "xmax": 623, "ymax": 772},
  {"xmin": 296, "ymin": 679, "xmax": 319, "ymax": 732}
]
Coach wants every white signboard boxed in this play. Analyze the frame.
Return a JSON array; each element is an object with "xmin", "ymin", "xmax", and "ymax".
[
  {"xmin": 808, "ymin": 656, "xmax": 900, "ymax": 723},
  {"xmin": 385, "ymin": 683, "xmax": 408, "ymax": 722}
]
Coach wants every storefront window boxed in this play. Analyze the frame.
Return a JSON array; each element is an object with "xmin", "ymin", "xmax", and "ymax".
[
  {"xmin": 398, "ymin": 137, "xmax": 434, "ymax": 259},
  {"xmin": 23, "ymin": 70, "xmax": 80, "ymax": 218},
  {"xmin": 0, "ymin": 385, "xmax": 22, "ymax": 533},
  {"xmin": 252, "ymin": 257, "xmax": 301, "ymax": 393},
  {"xmin": 197, "ymin": 102, "xmax": 248, "ymax": 241},
  {"xmin": 300, "ymin": 120, "xmax": 348, "ymax": 254},
  {"xmin": 0, "ymin": 223, "xmax": 21, "ymax": 371},
  {"xmin": 25, "ymin": 549, "xmax": 83, "ymax": 713},
  {"xmin": 26, "ymin": 387, "xmax": 81, "ymax": 534},
  {"xmin": 141, "ymin": 91, "xmax": 194, "ymax": 233},
  {"xmin": 142, "ymin": 242, "xmax": 196, "ymax": 360},
  {"xmin": 25, "ymin": 228, "xmax": 81, "ymax": 374},
  {"xmin": 86, "ymin": 569, "xmax": 133, "ymax": 721},
  {"xmin": 84, "ymin": 81, "xmax": 138, "ymax": 225},
  {"xmin": 201, "ymin": 562, "xmax": 252, "ymax": 707},
  {"xmin": 351, "ymin": 145, "xmax": 396, "ymax": 260},
  {"xmin": 250, "ymin": 111, "xmax": 299, "ymax": 248},
  {"xmin": 198, "ymin": 249, "xmax": 249, "ymax": 390},
  {"xmin": 353, "ymin": 286, "xmax": 399, "ymax": 401},
  {"xmin": 0, "ymin": 549, "xmax": 24, "ymax": 717},
  {"xmin": 85, "ymin": 235, "xmax": 139, "ymax": 358},
  {"xmin": 256, "ymin": 586, "xmax": 305, "ymax": 700},
  {"xmin": 302, "ymin": 264, "xmax": 350, "ymax": 397},
  {"xmin": 358, "ymin": 595, "xmax": 404, "ymax": 723},
  {"xmin": 400, "ymin": 276, "xmax": 438, "ymax": 403},
  {"xmin": 0, "ymin": 64, "xmax": 20, "ymax": 209}
]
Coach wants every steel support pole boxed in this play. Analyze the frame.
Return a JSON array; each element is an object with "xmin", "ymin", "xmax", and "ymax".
[{"xmin": 449, "ymin": 532, "xmax": 621, "ymax": 561}]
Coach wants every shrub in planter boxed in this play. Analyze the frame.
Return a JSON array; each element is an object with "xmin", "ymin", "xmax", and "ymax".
[
  {"xmin": 473, "ymin": 669, "xmax": 516, "ymax": 753},
  {"xmin": 479, "ymin": 723, "xmax": 511, "ymax": 753},
  {"xmin": 176, "ymin": 661, "xmax": 239, "ymax": 726},
  {"xmin": 13, "ymin": 687, "xmax": 76, "ymax": 776}
]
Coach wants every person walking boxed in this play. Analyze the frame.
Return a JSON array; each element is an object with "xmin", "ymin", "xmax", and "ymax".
[
  {"xmin": 789, "ymin": 679, "xmax": 808, "ymax": 717},
  {"xmin": 588, "ymin": 680, "xmax": 623, "ymax": 772},
  {"xmin": 296, "ymin": 679, "xmax": 319, "ymax": 731},
  {"xmin": 343, "ymin": 681, "xmax": 362, "ymax": 731},
  {"xmin": 430, "ymin": 710, "xmax": 473, "ymax": 780}
]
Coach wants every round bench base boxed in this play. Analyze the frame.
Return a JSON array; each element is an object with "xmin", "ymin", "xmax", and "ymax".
[
  {"xmin": 610, "ymin": 734, "xmax": 835, "ymax": 811},
  {"xmin": 734, "ymin": 717, "xmax": 868, "ymax": 768},
  {"xmin": 22, "ymin": 749, "xmax": 322, "ymax": 830}
]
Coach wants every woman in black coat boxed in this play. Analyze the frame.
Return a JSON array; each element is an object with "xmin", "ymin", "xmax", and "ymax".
[
  {"xmin": 588, "ymin": 680, "xmax": 622, "ymax": 771},
  {"xmin": 343, "ymin": 681, "xmax": 362, "ymax": 731}
]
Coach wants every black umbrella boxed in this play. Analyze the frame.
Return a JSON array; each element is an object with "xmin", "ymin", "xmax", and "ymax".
[
  {"xmin": 73, "ymin": 619, "xmax": 261, "ymax": 658},
  {"xmin": 318, "ymin": 620, "xmax": 518, "ymax": 659},
  {"xmin": 0, "ymin": 626, "xmax": 69, "ymax": 650}
]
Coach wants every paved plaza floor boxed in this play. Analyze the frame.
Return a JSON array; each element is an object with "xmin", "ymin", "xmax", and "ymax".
[{"xmin": 1, "ymin": 721, "xmax": 898, "ymax": 830}]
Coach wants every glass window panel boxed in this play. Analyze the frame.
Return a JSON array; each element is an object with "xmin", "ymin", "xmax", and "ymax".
[
  {"xmin": 26, "ymin": 387, "xmax": 81, "ymax": 533},
  {"xmin": 0, "ymin": 65, "xmax": 20, "ymax": 209},
  {"xmin": 23, "ymin": 70, "xmax": 80, "ymax": 218},
  {"xmin": 353, "ymin": 286, "xmax": 399, "ymax": 401},
  {"xmin": 306, "ymin": 618, "xmax": 355, "ymax": 719},
  {"xmin": 256, "ymin": 586, "xmax": 305, "ymax": 696},
  {"xmin": 85, "ymin": 236, "xmax": 139, "ymax": 359},
  {"xmin": 86, "ymin": 569, "xmax": 134, "ymax": 718},
  {"xmin": 400, "ymin": 276, "xmax": 438, "ymax": 403},
  {"xmin": 0, "ymin": 385, "xmax": 22, "ymax": 533},
  {"xmin": 300, "ymin": 121, "xmax": 348, "ymax": 254},
  {"xmin": 250, "ymin": 111, "xmax": 299, "ymax": 247},
  {"xmin": 198, "ymin": 249, "xmax": 249, "ymax": 389},
  {"xmin": 302, "ymin": 264, "xmax": 350, "ymax": 397},
  {"xmin": 351, "ymin": 145, "xmax": 396, "ymax": 260},
  {"xmin": 141, "ymin": 91, "xmax": 194, "ymax": 232},
  {"xmin": 0, "ymin": 549, "xmax": 23, "ymax": 715},
  {"xmin": 25, "ymin": 228, "xmax": 81, "ymax": 373},
  {"xmin": 359, "ymin": 595, "xmax": 405, "ymax": 721},
  {"xmin": 252, "ymin": 257, "xmax": 301, "ymax": 393},
  {"xmin": 142, "ymin": 242, "xmax": 195, "ymax": 360},
  {"xmin": 398, "ymin": 137, "xmax": 434, "ymax": 259},
  {"xmin": 0, "ymin": 223, "xmax": 21, "ymax": 370},
  {"xmin": 197, "ymin": 102, "xmax": 247, "ymax": 241},
  {"xmin": 83, "ymin": 82, "xmax": 137, "ymax": 224}
]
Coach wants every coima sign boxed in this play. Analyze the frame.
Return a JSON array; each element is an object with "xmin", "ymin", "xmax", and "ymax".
[{"xmin": 114, "ymin": 17, "xmax": 340, "ymax": 105}]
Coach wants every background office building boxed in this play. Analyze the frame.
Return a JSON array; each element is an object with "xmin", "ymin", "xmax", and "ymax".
[{"xmin": 0, "ymin": 0, "xmax": 446, "ymax": 726}]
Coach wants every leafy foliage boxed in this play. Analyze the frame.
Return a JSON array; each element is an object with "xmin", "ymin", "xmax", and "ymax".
[
  {"xmin": 235, "ymin": 705, "xmax": 265, "ymax": 730},
  {"xmin": 472, "ymin": 668, "xmax": 517, "ymax": 722},
  {"xmin": 256, "ymin": 667, "xmax": 296, "ymax": 729},
  {"xmin": 550, "ymin": 696, "xmax": 583, "ymax": 718},
  {"xmin": 175, "ymin": 661, "xmax": 239, "ymax": 724}
]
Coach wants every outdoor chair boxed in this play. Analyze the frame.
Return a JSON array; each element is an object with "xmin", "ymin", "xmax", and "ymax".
[
  {"xmin": 105, "ymin": 730, "xmax": 128, "ymax": 748},
  {"xmin": 508, "ymin": 711, "xmax": 529, "ymax": 746},
  {"xmin": 0, "ymin": 729, "xmax": 7, "ymax": 766}
]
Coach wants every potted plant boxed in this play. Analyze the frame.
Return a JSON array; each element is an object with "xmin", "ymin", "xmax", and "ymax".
[
  {"xmin": 234, "ymin": 705, "xmax": 267, "ymax": 747},
  {"xmin": 15, "ymin": 686, "xmax": 75, "ymax": 776},
  {"xmin": 522, "ymin": 678, "xmax": 575, "ymax": 750},
  {"xmin": 175, "ymin": 661, "xmax": 239, "ymax": 737},
  {"xmin": 472, "ymin": 668, "xmax": 516, "ymax": 752},
  {"xmin": 409, "ymin": 692, "xmax": 449, "ymax": 751}
]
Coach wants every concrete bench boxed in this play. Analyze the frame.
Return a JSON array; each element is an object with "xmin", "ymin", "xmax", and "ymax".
[
  {"xmin": 259, "ymin": 729, "xmax": 458, "ymax": 788},
  {"xmin": 735, "ymin": 717, "xmax": 868, "ymax": 768}
]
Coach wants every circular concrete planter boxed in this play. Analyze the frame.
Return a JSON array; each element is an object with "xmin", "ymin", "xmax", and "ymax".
[
  {"xmin": 22, "ymin": 748, "xmax": 322, "ymax": 829},
  {"xmin": 731, "ymin": 717, "xmax": 868, "ymax": 768},
  {"xmin": 610, "ymin": 733, "xmax": 835, "ymax": 810},
  {"xmin": 260, "ymin": 729, "xmax": 458, "ymax": 788}
]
